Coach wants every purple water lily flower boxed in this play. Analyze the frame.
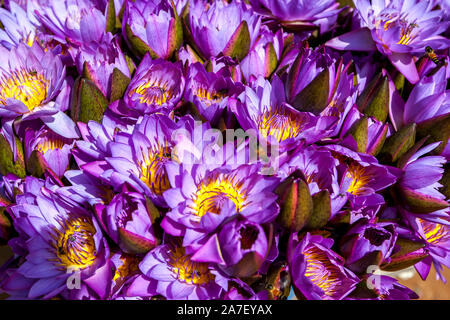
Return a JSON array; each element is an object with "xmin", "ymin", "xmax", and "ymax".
[
  {"xmin": 123, "ymin": 0, "xmax": 181, "ymax": 59},
  {"xmin": 34, "ymin": 0, "xmax": 111, "ymax": 47},
  {"xmin": 340, "ymin": 106, "xmax": 391, "ymax": 155},
  {"xmin": 94, "ymin": 185, "xmax": 159, "ymax": 254},
  {"xmin": 239, "ymin": 26, "xmax": 284, "ymax": 82},
  {"xmin": 348, "ymin": 275, "xmax": 418, "ymax": 300},
  {"xmin": 0, "ymin": 43, "xmax": 78, "ymax": 139},
  {"xmin": 132, "ymin": 240, "xmax": 228, "ymax": 299},
  {"xmin": 397, "ymin": 142, "xmax": 449, "ymax": 221},
  {"xmin": 3, "ymin": 180, "xmax": 112, "ymax": 299},
  {"xmin": 190, "ymin": 217, "xmax": 269, "ymax": 277},
  {"xmin": 326, "ymin": 0, "xmax": 450, "ymax": 83},
  {"xmin": 370, "ymin": 275, "xmax": 418, "ymax": 300},
  {"xmin": 109, "ymin": 251, "xmax": 141, "ymax": 299},
  {"xmin": 100, "ymin": 114, "xmax": 185, "ymax": 206},
  {"xmin": 72, "ymin": 38, "xmax": 132, "ymax": 100},
  {"xmin": 0, "ymin": 174, "xmax": 52, "ymax": 208},
  {"xmin": 0, "ymin": 1, "xmax": 39, "ymax": 49},
  {"xmin": 407, "ymin": 217, "xmax": 450, "ymax": 282},
  {"xmin": 284, "ymin": 47, "xmax": 335, "ymax": 103},
  {"xmin": 278, "ymin": 144, "xmax": 342, "ymax": 215},
  {"xmin": 234, "ymin": 76, "xmax": 334, "ymax": 152},
  {"xmin": 72, "ymin": 113, "xmax": 178, "ymax": 207},
  {"xmin": 24, "ymin": 125, "xmax": 75, "ymax": 178},
  {"xmin": 161, "ymin": 159, "xmax": 280, "ymax": 253},
  {"xmin": 390, "ymin": 67, "xmax": 449, "ymax": 131},
  {"xmin": 63, "ymin": 112, "xmax": 135, "ymax": 206},
  {"xmin": 184, "ymin": 62, "xmax": 244, "ymax": 123},
  {"xmin": 289, "ymin": 233, "xmax": 359, "ymax": 300},
  {"xmin": 249, "ymin": 0, "xmax": 341, "ymax": 33},
  {"xmin": 74, "ymin": 109, "xmax": 135, "ymax": 167},
  {"xmin": 189, "ymin": 0, "xmax": 261, "ymax": 60},
  {"xmin": 340, "ymin": 219, "xmax": 397, "ymax": 273},
  {"xmin": 284, "ymin": 47, "xmax": 357, "ymax": 138},
  {"xmin": 326, "ymin": 145, "xmax": 398, "ymax": 221},
  {"xmin": 394, "ymin": 67, "xmax": 450, "ymax": 159},
  {"xmin": 0, "ymin": 0, "xmax": 73, "ymax": 63},
  {"xmin": 216, "ymin": 218, "xmax": 268, "ymax": 269},
  {"xmin": 122, "ymin": 54, "xmax": 185, "ymax": 116}
]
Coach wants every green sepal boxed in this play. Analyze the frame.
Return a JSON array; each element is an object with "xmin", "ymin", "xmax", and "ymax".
[
  {"xmin": 0, "ymin": 133, "xmax": 26, "ymax": 178},
  {"xmin": 378, "ymin": 123, "xmax": 416, "ymax": 163},
  {"xmin": 222, "ymin": 20, "xmax": 251, "ymax": 61},
  {"xmin": 306, "ymin": 190, "xmax": 331, "ymax": 230},
  {"xmin": 71, "ymin": 78, "xmax": 109, "ymax": 124},
  {"xmin": 110, "ymin": 68, "xmax": 131, "ymax": 102},
  {"xmin": 291, "ymin": 68, "xmax": 329, "ymax": 114},
  {"xmin": 357, "ymin": 74, "xmax": 389, "ymax": 123}
]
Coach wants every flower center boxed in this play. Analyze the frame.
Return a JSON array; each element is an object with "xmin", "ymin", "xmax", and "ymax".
[
  {"xmin": 194, "ymin": 86, "xmax": 226, "ymax": 107},
  {"xmin": 36, "ymin": 132, "xmax": 69, "ymax": 154},
  {"xmin": 303, "ymin": 245, "xmax": 342, "ymax": 298},
  {"xmin": 346, "ymin": 164, "xmax": 372, "ymax": 196},
  {"xmin": 377, "ymin": 13, "xmax": 418, "ymax": 45},
  {"xmin": 54, "ymin": 217, "xmax": 97, "ymax": 270},
  {"xmin": 0, "ymin": 69, "xmax": 48, "ymax": 110},
  {"xmin": 256, "ymin": 106, "xmax": 307, "ymax": 143},
  {"xmin": 397, "ymin": 21, "xmax": 418, "ymax": 45},
  {"xmin": 113, "ymin": 254, "xmax": 140, "ymax": 283},
  {"xmin": 419, "ymin": 219, "xmax": 450, "ymax": 245},
  {"xmin": 130, "ymin": 76, "xmax": 174, "ymax": 106},
  {"xmin": 192, "ymin": 173, "xmax": 247, "ymax": 217},
  {"xmin": 169, "ymin": 244, "xmax": 214, "ymax": 286},
  {"xmin": 138, "ymin": 144, "xmax": 171, "ymax": 196}
]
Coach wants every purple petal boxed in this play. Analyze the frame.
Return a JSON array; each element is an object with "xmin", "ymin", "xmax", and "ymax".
[
  {"xmin": 325, "ymin": 28, "xmax": 377, "ymax": 51},
  {"xmin": 191, "ymin": 234, "xmax": 226, "ymax": 265},
  {"xmin": 40, "ymin": 111, "xmax": 80, "ymax": 139},
  {"xmin": 388, "ymin": 52, "xmax": 419, "ymax": 84}
]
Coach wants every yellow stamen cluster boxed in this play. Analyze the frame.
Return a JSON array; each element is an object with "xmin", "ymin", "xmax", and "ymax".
[
  {"xmin": 193, "ymin": 87, "xmax": 226, "ymax": 107},
  {"xmin": 377, "ymin": 13, "xmax": 418, "ymax": 45},
  {"xmin": 139, "ymin": 144, "xmax": 172, "ymax": 196},
  {"xmin": 257, "ymin": 106, "xmax": 307, "ymax": 143},
  {"xmin": 191, "ymin": 172, "xmax": 247, "ymax": 217},
  {"xmin": 36, "ymin": 135, "xmax": 65, "ymax": 154},
  {"xmin": 419, "ymin": 219, "xmax": 450, "ymax": 245},
  {"xmin": 398, "ymin": 21, "xmax": 418, "ymax": 45},
  {"xmin": 52, "ymin": 216, "xmax": 97, "ymax": 270},
  {"xmin": 346, "ymin": 164, "xmax": 372, "ymax": 196},
  {"xmin": 113, "ymin": 254, "xmax": 140, "ymax": 283},
  {"xmin": 169, "ymin": 244, "xmax": 214, "ymax": 286},
  {"xmin": 0, "ymin": 68, "xmax": 48, "ymax": 111},
  {"xmin": 303, "ymin": 245, "xmax": 342, "ymax": 298},
  {"xmin": 130, "ymin": 77, "xmax": 173, "ymax": 105}
]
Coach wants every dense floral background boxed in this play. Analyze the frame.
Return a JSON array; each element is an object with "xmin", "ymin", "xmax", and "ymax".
[{"xmin": 0, "ymin": 0, "xmax": 448, "ymax": 300}]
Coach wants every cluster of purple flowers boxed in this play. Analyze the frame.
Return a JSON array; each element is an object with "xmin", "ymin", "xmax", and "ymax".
[{"xmin": 0, "ymin": 0, "xmax": 448, "ymax": 300}]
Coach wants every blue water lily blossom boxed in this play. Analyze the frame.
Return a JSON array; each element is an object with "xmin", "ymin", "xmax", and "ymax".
[{"xmin": 0, "ymin": 0, "xmax": 448, "ymax": 301}]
